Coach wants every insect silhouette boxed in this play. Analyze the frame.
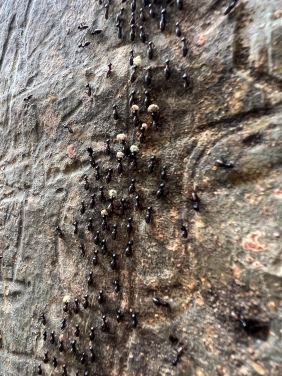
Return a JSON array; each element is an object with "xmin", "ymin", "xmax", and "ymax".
[{"xmin": 224, "ymin": 0, "xmax": 239, "ymax": 15}]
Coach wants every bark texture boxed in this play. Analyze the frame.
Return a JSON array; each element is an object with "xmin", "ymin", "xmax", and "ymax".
[{"xmin": 0, "ymin": 0, "xmax": 282, "ymax": 375}]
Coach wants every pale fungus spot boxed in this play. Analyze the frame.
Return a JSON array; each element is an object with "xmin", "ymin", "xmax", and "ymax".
[
  {"xmin": 117, "ymin": 133, "xmax": 127, "ymax": 141},
  {"xmin": 147, "ymin": 104, "xmax": 159, "ymax": 112},
  {"xmin": 130, "ymin": 145, "xmax": 139, "ymax": 153}
]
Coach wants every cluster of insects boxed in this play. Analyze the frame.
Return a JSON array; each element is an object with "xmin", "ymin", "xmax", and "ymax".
[{"xmin": 34, "ymin": 0, "xmax": 238, "ymax": 374}]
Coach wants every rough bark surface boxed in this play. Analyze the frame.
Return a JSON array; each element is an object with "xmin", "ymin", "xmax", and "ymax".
[{"xmin": 0, "ymin": 0, "xmax": 282, "ymax": 375}]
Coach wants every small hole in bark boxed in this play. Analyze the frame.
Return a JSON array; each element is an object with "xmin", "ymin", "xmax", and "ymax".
[
  {"xmin": 242, "ymin": 319, "xmax": 270, "ymax": 341},
  {"xmin": 169, "ymin": 334, "xmax": 179, "ymax": 344}
]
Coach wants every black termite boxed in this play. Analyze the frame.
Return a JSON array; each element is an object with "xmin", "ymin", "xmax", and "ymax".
[
  {"xmin": 140, "ymin": 8, "xmax": 145, "ymax": 22},
  {"xmin": 182, "ymin": 73, "xmax": 190, "ymax": 89},
  {"xmin": 146, "ymin": 207, "xmax": 152, "ymax": 223},
  {"xmin": 164, "ymin": 59, "xmax": 171, "ymax": 79},
  {"xmin": 161, "ymin": 166, "xmax": 166, "ymax": 180},
  {"xmin": 98, "ymin": 290, "xmax": 104, "ymax": 304},
  {"xmin": 90, "ymin": 194, "xmax": 95, "ymax": 209},
  {"xmin": 74, "ymin": 298, "xmax": 79, "ymax": 314},
  {"xmin": 108, "ymin": 196, "xmax": 115, "ymax": 214},
  {"xmin": 116, "ymin": 7, "xmax": 124, "ymax": 23},
  {"xmin": 101, "ymin": 315, "xmax": 108, "ymax": 331},
  {"xmin": 101, "ymin": 239, "xmax": 107, "ymax": 255},
  {"xmin": 129, "ymin": 179, "xmax": 136, "ymax": 194},
  {"xmin": 147, "ymin": 41, "xmax": 154, "ymax": 59},
  {"xmin": 181, "ymin": 37, "xmax": 188, "ymax": 57},
  {"xmin": 129, "ymin": 50, "xmax": 134, "ymax": 66},
  {"xmin": 80, "ymin": 201, "xmax": 85, "ymax": 215},
  {"xmin": 50, "ymin": 331, "xmax": 55, "ymax": 344},
  {"xmin": 59, "ymin": 340, "xmax": 64, "ymax": 352},
  {"xmin": 116, "ymin": 22, "xmax": 122, "ymax": 39},
  {"xmin": 139, "ymin": 25, "xmax": 146, "ymax": 43},
  {"xmin": 215, "ymin": 159, "xmax": 234, "ymax": 168},
  {"xmin": 87, "ymin": 218, "xmax": 93, "ymax": 232},
  {"xmin": 99, "ymin": 186, "xmax": 106, "ymax": 201},
  {"xmin": 131, "ymin": 0, "xmax": 136, "ymax": 12},
  {"xmin": 106, "ymin": 62, "xmax": 112, "ymax": 78},
  {"xmin": 175, "ymin": 22, "xmax": 181, "ymax": 37},
  {"xmin": 52, "ymin": 357, "xmax": 57, "ymax": 368},
  {"xmin": 191, "ymin": 192, "xmax": 200, "ymax": 211},
  {"xmin": 117, "ymin": 158, "xmax": 123, "ymax": 174},
  {"xmin": 131, "ymin": 313, "xmax": 137, "ymax": 328},
  {"xmin": 172, "ymin": 347, "xmax": 183, "ymax": 366},
  {"xmin": 95, "ymin": 165, "xmax": 100, "ymax": 180},
  {"xmin": 62, "ymin": 364, "xmax": 67, "ymax": 376},
  {"xmin": 63, "ymin": 124, "xmax": 74, "ymax": 133},
  {"xmin": 152, "ymin": 297, "xmax": 169, "ymax": 307},
  {"xmin": 43, "ymin": 331, "xmax": 47, "ymax": 341},
  {"xmin": 74, "ymin": 324, "xmax": 80, "ymax": 337},
  {"xmin": 130, "ymin": 64, "xmax": 137, "ymax": 83},
  {"xmin": 148, "ymin": 156, "xmax": 156, "ymax": 173},
  {"xmin": 129, "ymin": 90, "xmax": 136, "ymax": 106},
  {"xmin": 82, "ymin": 41, "xmax": 90, "ymax": 47},
  {"xmin": 83, "ymin": 294, "xmax": 89, "ymax": 309},
  {"xmin": 78, "ymin": 24, "xmax": 88, "ymax": 30},
  {"xmin": 56, "ymin": 226, "xmax": 63, "ymax": 238},
  {"xmin": 144, "ymin": 90, "xmax": 150, "ymax": 108},
  {"xmin": 91, "ymin": 29, "xmax": 102, "ymax": 35},
  {"xmin": 89, "ymin": 327, "xmax": 95, "ymax": 341},
  {"xmin": 98, "ymin": 0, "xmax": 102, "ymax": 4},
  {"xmin": 117, "ymin": 309, "xmax": 122, "ymax": 323},
  {"xmin": 43, "ymin": 351, "xmax": 49, "ymax": 363},
  {"xmin": 127, "ymin": 218, "xmax": 133, "ymax": 235},
  {"xmin": 112, "ymin": 224, "xmax": 117, "ymax": 240},
  {"xmin": 138, "ymin": 126, "xmax": 145, "ymax": 144},
  {"xmin": 110, "ymin": 254, "xmax": 117, "ymax": 270},
  {"xmin": 160, "ymin": 9, "xmax": 166, "ymax": 32},
  {"xmin": 132, "ymin": 109, "xmax": 140, "ymax": 127},
  {"xmin": 135, "ymin": 195, "xmax": 141, "ymax": 211},
  {"xmin": 63, "ymin": 301, "xmax": 69, "ymax": 312},
  {"xmin": 105, "ymin": 139, "xmax": 111, "ymax": 154},
  {"xmin": 177, "ymin": 0, "xmax": 183, "ymax": 10},
  {"xmin": 224, "ymin": 0, "xmax": 239, "ymax": 15},
  {"xmin": 104, "ymin": 4, "xmax": 109, "ymax": 19},
  {"xmin": 125, "ymin": 240, "xmax": 133, "ymax": 257},
  {"xmin": 130, "ymin": 24, "xmax": 136, "ymax": 41},
  {"xmin": 106, "ymin": 168, "xmax": 113, "ymax": 184},
  {"xmin": 70, "ymin": 340, "xmax": 77, "ymax": 355},
  {"xmin": 88, "ymin": 271, "xmax": 94, "ymax": 286},
  {"xmin": 90, "ymin": 346, "xmax": 95, "ymax": 362},
  {"xmin": 149, "ymin": 4, "xmax": 155, "ymax": 18},
  {"xmin": 156, "ymin": 183, "xmax": 165, "ymax": 199},
  {"xmin": 94, "ymin": 230, "xmax": 100, "ymax": 245},
  {"xmin": 87, "ymin": 147, "xmax": 95, "ymax": 167},
  {"xmin": 113, "ymin": 104, "xmax": 118, "ymax": 120},
  {"xmin": 102, "ymin": 215, "xmax": 107, "ymax": 230},
  {"xmin": 93, "ymin": 250, "xmax": 98, "ymax": 266},
  {"xmin": 142, "ymin": 0, "xmax": 149, "ymax": 6},
  {"xmin": 130, "ymin": 12, "xmax": 135, "ymax": 25},
  {"xmin": 114, "ymin": 280, "xmax": 120, "ymax": 293},
  {"xmin": 85, "ymin": 83, "xmax": 91, "ymax": 97},
  {"xmin": 73, "ymin": 221, "xmax": 78, "ymax": 234},
  {"xmin": 130, "ymin": 153, "xmax": 137, "ymax": 170},
  {"xmin": 38, "ymin": 365, "xmax": 42, "ymax": 375},
  {"xmin": 80, "ymin": 243, "xmax": 85, "ymax": 257},
  {"xmin": 132, "ymin": 150, "xmax": 140, "ymax": 165},
  {"xmin": 24, "ymin": 94, "xmax": 33, "ymax": 102},
  {"xmin": 145, "ymin": 66, "xmax": 152, "ymax": 85},
  {"xmin": 84, "ymin": 175, "xmax": 89, "ymax": 190},
  {"xmin": 181, "ymin": 225, "xmax": 188, "ymax": 238},
  {"xmin": 120, "ymin": 198, "xmax": 126, "ymax": 214}
]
